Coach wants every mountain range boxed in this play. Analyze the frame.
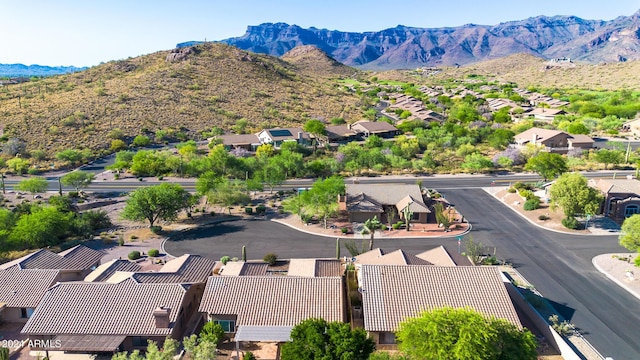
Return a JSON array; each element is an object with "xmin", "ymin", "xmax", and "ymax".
[
  {"xmin": 0, "ymin": 64, "xmax": 86, "ymax": 77},
  {"xmin": 177, "ymin": 9, "xmax": 640, "ymax": 70}
]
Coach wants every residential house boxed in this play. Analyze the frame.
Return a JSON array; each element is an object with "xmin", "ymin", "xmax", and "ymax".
[
  {"xmin": 218, "ymin": 261, "xmax": 269, "ymax": 276},
  {"xmin": 256, "ymin": 128, "xmax": 311, "ymax": 148},
  {"xmin": 287, "ymin": 259, "xmax": 343, "ymax": 277},
  {"xmin": 349, "ymin": 121, "xmax": 399, "ymax": 139},
  {"xmin": 22, "ymin": 254, "xmax": 215, "ymax": 355},
  {"xmin": 22, "ymin": 279, "xmax": 202, "ymax": 354},
  {"xmin": 340, "ymin": 183, "xmax": 431, "ymax": 223},
  {"xmin": 514, "ymin": 127, "xmax": 594, "ymax": 152},
  {"xmin": 325, "ymin": 125, "xmax": 358, "ymax": 144},
  {"xmin": 0, "ymin": 245, "xmax": 103, "ymax": 324},
  {"xmin": 198, "ymin": 276, "xmax": 345, "ymax": 344},
  {"xmin": 359, "ymin": 265, "xmax": 522, "ymax": 347},
  {"xmin": 355, "ymin": 249, "xmax": 432, "ymax": 266},
  {"xmin": 214, "ymin": 134, "xmax": 261, "ymax": 151},
  {"xmin": 590, "ymin": 178, "xmax": 640, "ymax": 222},
  {"xmin": 528, "ymin": 108, "xmax": 566, "ymax": 121}
]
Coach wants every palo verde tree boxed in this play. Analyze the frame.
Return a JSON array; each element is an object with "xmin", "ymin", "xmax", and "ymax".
[
  {"xmin": 280, "ymin": 318, "xmax": 375, "ymax": 360},
  {"xmin": 396, "ymin": 307, "xmax": 537, "ymax": 360},
  {"xmin": 60, "ymin": 170, "xmax": 95, "ymax": 192},
  {"xmin": 121, "ymin": 183, "xmax": 191, "ymax": 228},
  {"xmin": 524, "ymin": 152, "xmax": 567, "ymax": 181},
  {"xmin": 301, "ymin": 176, "xmax": 345, "ymax": 229},
  {"xmin": 16, "ymin": 177, "xmax": 49, "ymax": 197}
]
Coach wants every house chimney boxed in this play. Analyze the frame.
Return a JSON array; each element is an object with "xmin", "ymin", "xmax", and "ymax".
[
  {"xmin": 297, "ymin": 132, "xmax": 303, "ymax": 141},
  {"xmin": 532, "ymin": 133, "xmax": 538, "ymax": 144},
  {"xmin": 153, "ymin": 306, "xmax": 171, "ymax": 328}
]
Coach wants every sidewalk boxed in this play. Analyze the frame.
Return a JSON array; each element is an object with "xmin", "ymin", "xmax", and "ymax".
[{"xmin": 271, "ymin": 213, "xmax": 470, "ymax": 239}]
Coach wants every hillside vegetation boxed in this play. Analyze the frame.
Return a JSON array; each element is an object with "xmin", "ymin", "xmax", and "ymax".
[
  {"xmin": 428, "ymin": 53, "xmax": 640, "ymax": 90},
  {"xmin": 0, "ymin": 43, "xmax": 362, "ymax": 155}
]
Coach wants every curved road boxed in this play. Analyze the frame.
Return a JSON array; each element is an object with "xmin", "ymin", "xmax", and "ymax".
[{"xmin": 442, "ymin": 188, "xmax": 639, "ymax": 360}]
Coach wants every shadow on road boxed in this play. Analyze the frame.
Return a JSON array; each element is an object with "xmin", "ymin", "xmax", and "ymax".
[{"xmin": 169, "ymin": 222, "xmax": 247, "ymax": 242}]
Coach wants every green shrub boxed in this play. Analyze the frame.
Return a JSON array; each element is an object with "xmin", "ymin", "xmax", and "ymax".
[
  {"xmin": 157, "ymin": 175, "xmax": 164, "ymax": 181},
  {"xmin": 518, "ymin": 189, "xmax": 535, "ymax": 200},
  {"xmin": 118, "ymin": 236, "xmax": 125, "ymax": 246},
  {"xmin": 392, "ymin": 223, "xmax": 401, "ymax": 230},
  {"xmin": 68, "ymin": 191, "xmax": 79, "ymax": 198},
  {"xmin": 507, "ymin": 187, "xmax": 517, "ymax": 193},
  {"xmin": 341, "ymin": 227, "xmax": 349, "ymax": 234},
  {"xmin": 245, "ymin": 207, "xmax": 253, "ymax": 215},
  {"xmin": 538, "ymin": 214, "xmax": 550, "ymax": 221},
  {"xmin": 148, "ymin": 249, "xmax": 160, "ymax": 257},
  {"xmin": 523, "ymin": 198, "xmax": 540, "ymax": 211},
  {"xmin": 130, "ymin": 234, "xmax": 138, "ymax": 240},
  {"xmin": 561, "ymin": 217, "xmax": 579, "ymax": 229},
  {"xmin": 200, "ymin": 321, "xmax": 225, "ymax": 346},
  {"xmin": 243, "ymin": 352, "xmax": 256, "ymax": 360},
  {"xmin": 264, "ymin": 253, "xmax": 277, "ymax": 266},
  {"xmin": 513, "ymin": 182, "xmax": 531, "ymax": 191},
  {"xmin": 150, "ymin": 225, "xmax": 162, "ymax": 234},
  {"xmin": 128, "ymin": 251, "xmax": 141, "ymax": 260},
  {"xmin": 256, "ymin": 204, "xmax": 266, "ymax": 214},
  {"xmin": 220, "ymin": 255, "xmax": 230, "ymax": 265}
]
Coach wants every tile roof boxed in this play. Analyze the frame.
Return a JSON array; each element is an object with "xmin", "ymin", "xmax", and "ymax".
[
  {"xmin": 0, "ymin": 245, "xmax": 103, "ymax": 271},
  {"xmin": 128, "ymin": 254, "xmax": 215, "ymax": 284},
  {"xmin": 199, "ymin": 276, "xmax": 345, "ymax": 326},
  {"xmin": 0, "ymin": 268, "xmax": 61, "ymax": 308},
  {"xmin": 514, "ymin": 128, "xmax": 564, "ymax": 144},
  {"xmin": 37, "ymin": 335, "xmax": 126, "ymax": 352},
  {"xmin": 84, "ymin": 259, "xmax": 142, "ymax": 282},
  {"xmin": 568, "ymin": 134, "xmax": 594, "ymax": 144},
  {"xmin": 351, "ymin": 121, "xmax": 398, "ymax": 133},
  {"xmin": 360, "ymin": 265, "xmax": 522, "ymax": 332},
  {"xmin": 591, "ymin": 178, "xmax": 640, "ymax": 195},
  {"xmin": 354, "ymin": 248, "xmax": 385, "ymax": 263},
  {"xmin": 346, "ymin": 184, "xmax": 429, "ymax": 214},
  {"xmin": 325, "ymin": 125, "xmax": 357, "ymax": 139},
  {"xmin": 356, "ymin": 249, "xmax": 432, "ymax": 266},
  {"xmin": 287, "ymin": 259, "xmax": 343, "ymax": 277},
  {"xmin": 262, "ymin": 128, "xmax": 310, "ymax": 141},
  {"xmin": 217, "ymin": 134, "xmax": 260, "ymax": 146},
  {"xmin": 22, "ymin": 279, "xmax": 189, "ymax": 336},
  {"xmin": 220, "ymin": 262, "xmax": 269, "ymax": 276},
  {"xmin": 416, "ymin": 246, "xmax": 457, "ymax": 266}
]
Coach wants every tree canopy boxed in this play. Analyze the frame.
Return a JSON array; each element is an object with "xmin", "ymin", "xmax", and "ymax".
[
  {"xmin": 549, "ymin": 173, "xmax": 602, "ymax": 217},
  {"xmin": 525, "ymin": 152, "xmax": 568, "ymax": 180},
  {"xmin": 396, "ymin": 307, "xmax": 537, "ymax": 360},
  {"xmin": 16, "ymin": 177, "xmax": 49, "ymax": 196},
  {"xmin": 280, "ymin": 318, "xmax": 375, "ymax": 360},
  {"xmin": 620, "ymin": 215, "xmax": 640, "ymax": 266},
  {"xmin": 61, "ymin": 170, "xmax": 95, "ymax": 192},
  {"xmin": 121, "ymin": 183, "xmax": 191, "ymax": 227}
]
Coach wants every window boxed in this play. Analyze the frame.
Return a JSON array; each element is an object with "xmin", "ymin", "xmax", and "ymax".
[
  {"xmin": 625, "ymin": 204, "xmax": 640, "ymax": 217},
  {"xmin": 20, "ymin": 308, "xmax": 34, "ymax": 318},
  {"xmin": 214, "ymin": 320, "xmax": 236, "ymax": 333},
  {"xmin": 132, "ymin": 336, "xmax": 148, "ymax": 347},
  {"xmin": 379, "ymin": 332, "xmax": 396, "ymax": 344}
]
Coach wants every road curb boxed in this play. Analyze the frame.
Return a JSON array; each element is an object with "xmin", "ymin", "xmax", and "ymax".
[
  {"xmin": 592, "ymin": 254, "xmax": 640, "ymax": 301},
  {"xmin": 270, "ymin": 218, "xmax": 472, "ymax": 240},
  {"xmin": 483, "ymin": 187, "xmax": 613, "ymax": 237}
]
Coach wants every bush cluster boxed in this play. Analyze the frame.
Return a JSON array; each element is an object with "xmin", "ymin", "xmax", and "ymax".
[
  {"xmin": 148, "ymin": 248, "xmax": 160, "ymax": 257},
  {"xmin": 128, "ymin": 251, "xmax": 141, "ymax": 260},
  {"xmin": 562, "ymin": 217, "xmax": 579, "ymax": 229}
]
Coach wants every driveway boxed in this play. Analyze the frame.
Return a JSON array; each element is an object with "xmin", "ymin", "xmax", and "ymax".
[{"xmin": 164, "ymin": 219, "xmax": 460, "ymax": 262}]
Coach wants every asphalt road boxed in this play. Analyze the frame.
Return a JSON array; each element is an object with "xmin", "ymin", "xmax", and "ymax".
[
  {"xmin": 164, "ymin": 218, "xmax": 459, "ymax": 262},
  {"xmin": 441, "ymin": 188, "xmax": 640, "ymax": 360}
]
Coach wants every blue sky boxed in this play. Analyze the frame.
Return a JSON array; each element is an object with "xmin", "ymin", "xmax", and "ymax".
[{"xmin": 1, "ymin": 0, "xmax": 639, "ymax": 67}]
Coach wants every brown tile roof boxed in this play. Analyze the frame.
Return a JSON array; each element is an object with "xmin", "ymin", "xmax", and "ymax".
[
  {"xmin": 351, "ymin": 121, "xmax": 398, "ymax": 134},
  {"xmin": 220, "ymin": 262, "xmax": 269, "ymax": 276},
  {"xmin": 416, "ymin": 246, "xmax": 457, "ymax": 266},
  {"xmin": 84, "ymin": 259, "xmax": 142, "ymax": 282},
  {"xmin": 356, "ymin": 249, "xmax": 432, "ymax": 266},
  {"xmin": 199, "ymin": 276, "xmax": 345, "ymax": 326},
  {"xmin": 346, "ymin": 184, "xmax": 429, "ymax": 213},
  {"xmin": 360, "ymin": 265, "xmax": 522, "ymax": 332},
  {"xmin": 129, "ymin": 254, "xmax": 215, "ymax": 284},
  {"xmin": 514, "ymin": 127, "xmax": 563, "ymax": 144},
  {"xmin": 217, "ymin": 134, "xmax": 260, "ymax": 146},
  {"xmin": 0, "ymin": 245, "xmax": 103, "ymax": 271},
  {"xmin": 568, "ymin": 134, "xmax": 594, "ymax": 144},
  {"xmin": 325, "ymin": 125, "xmax": 357, "ymax": 139},
  {"xmin": 38, "ymin": 334, "xmax": 127, "ymax": 352},
  {"xmin": 22, "ymin": 279, "xmax": 189, "ymax": 336},
  {"xmin": 354, "ymin": 248, "xmax": 385, "ymax": 264},
  {"xmin": 591, "ymin": 178, "xmax": 640, "ymax": 195},
  {"xmin": 0, "ymin": 268, "xmax": 61, "ymax": 308},
  {"xmin": 528, "ymin": 108, "xmax": 565, "ymax": 116},
  {"xmin": 262, "ymin": 128, "xmax": 310, "ymax": 141},
  {"xmin": 287, "ymin": 259, "xmax": 343, "ymax": 277}
]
